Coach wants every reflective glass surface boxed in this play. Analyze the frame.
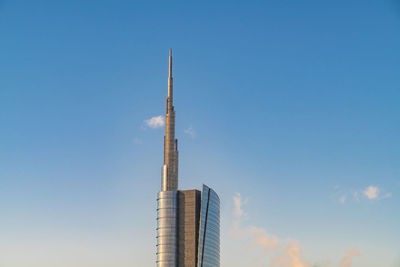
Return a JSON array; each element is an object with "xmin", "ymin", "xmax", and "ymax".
[
  {"xmin": 156, "ymin": 191, "xmax": 178, "ymax": 267},
  {"xmin": 198, "ymin": 185, "xmax": 220, "ymax": 267}
]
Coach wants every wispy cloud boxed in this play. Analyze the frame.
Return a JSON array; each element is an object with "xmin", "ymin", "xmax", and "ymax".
[
  {"xmin": 144, "ymin": 115, "xmax": 164, "ymax": 128},
  {"xmin": 232, "ymin": 193, "xmax": 309, "ymax": 267},
  {"xmin": 353, "ymin": 191, "xmax": 360, "ymax": 202},
  {"xmin": 232, "ymin": 193, "xmax": 360, "ymax": 267},
  {"xmin": 339, "ymin": 195, "xmax": 347, "ymax": 204},
  {"xmin": 340, "ymin": 248, "xmax": 360, "ymax": 267},
  {"xmin": 184, "ymin": 126, "xmax": 196, "ymax": 138},
  {"xmin": 382, "ymin": 192, "xmax": 392, "ymax": 199},
  {"xmin": 233, "ymin": 193, "xmax": 247, "ymax": 218},
  {"xmin": 133, "ymin": 137, "xmax": 142, "ymax": 145},
  {"xmin": 335, "ymin": 185, "xmax": 392, "ymax": 203},
  {"xmin": 333, "ymin": 186, "xmax": 346, "ymax": 204}
]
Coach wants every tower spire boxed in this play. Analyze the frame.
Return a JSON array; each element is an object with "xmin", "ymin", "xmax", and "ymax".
[
  {"xmin": 162, "ymin": 49, "xmax": 179, "ymax": 191},
  {"xmin": 168, "ymin": 49, "xmax": 173, "ymax": 99},
  {"xmin": 169, "ymin": 48, "xmax": 172, "ymax": 78}
]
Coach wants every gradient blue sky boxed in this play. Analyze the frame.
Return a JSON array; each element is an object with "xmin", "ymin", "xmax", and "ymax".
[{"xmin": 1, "ymin": 1, "xmax": 400, "ymax": 266}]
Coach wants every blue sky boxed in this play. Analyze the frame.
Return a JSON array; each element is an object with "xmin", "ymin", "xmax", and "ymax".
[{"xmin": 1, "ymin": 0, "xmax": 399, "ymax": 266}]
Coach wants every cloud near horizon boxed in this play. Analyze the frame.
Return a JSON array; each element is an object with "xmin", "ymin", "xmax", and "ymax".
[
  {"xmin": 340, "ymin": 248, "xmax": 360, "ymax": 267},
  {"xmin": 144, "ymin": 115, "xmax": 164, "ymax": 128},
  {"xmin": 232, "ymin": 193, "xmax": 360, "ymax": 267},
  {"xmin": 232, "ymin": 193, "xmax": 309, "ymax": 267}
]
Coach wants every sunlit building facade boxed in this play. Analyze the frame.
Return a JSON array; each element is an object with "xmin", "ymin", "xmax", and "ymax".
[{"xmin": 156, "ymin": 50, "xmax": 220, "ymax": 267}]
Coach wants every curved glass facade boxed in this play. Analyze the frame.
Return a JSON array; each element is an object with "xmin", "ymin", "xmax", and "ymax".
[
  {"xmin": 156, "ymin": 191, "xmax": 178, "ymax": 267},
  {"xmin": 198, "ymin": 185, "xmax": 220, "ymax": 267},
  {"xmin": 156, "ymin": 186, "xmax": 220, "ymax": 267}
]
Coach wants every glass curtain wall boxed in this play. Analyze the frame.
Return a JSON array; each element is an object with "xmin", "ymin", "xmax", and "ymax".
[
  {"xmin": 197, "ymin": 185, "xmax": 220, "ymax": 267},
  {"xmin": 157, "ymin": 191, "xmax": 179, "ymax": 267}
]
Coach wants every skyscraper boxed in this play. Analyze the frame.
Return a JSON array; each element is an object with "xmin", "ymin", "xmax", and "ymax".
[{"xmin": 156, "ymin": 50, "xmax": 220, "ymax": 267}]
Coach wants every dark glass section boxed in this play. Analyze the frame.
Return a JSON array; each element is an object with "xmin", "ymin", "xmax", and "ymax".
[{"xmin": 178, "ymin": 190, "xmax": 201, "ymax": 267}]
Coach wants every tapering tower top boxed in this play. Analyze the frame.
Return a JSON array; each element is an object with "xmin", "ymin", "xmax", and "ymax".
[
  {"xmin": 169, "ymin": 48, "xmax": 172, "ymax": 77},
  {"xmin": 168, "ymin": 49, "xmax": 173, "ymax": 98},
  {"xmin": 162, "ymin": 49, "xmax": 179, "ymax": 191}
]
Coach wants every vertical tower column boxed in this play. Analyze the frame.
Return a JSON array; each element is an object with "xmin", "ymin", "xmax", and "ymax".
[
  {"xmin": 157, "ymin": 49, "xmax": 180, "ymax": 267},
  {"xmin": 162, "ymin": 48, "xmax": 179, "ymax": 191}
]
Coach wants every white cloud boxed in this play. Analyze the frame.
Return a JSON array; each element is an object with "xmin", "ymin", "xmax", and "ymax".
[
  {"xmin": 363, "ymin": 186, "xmax": 379, "ymax": 200},
  {"xmin": 339, "ymin": 195, "xmax": 346, "ymax": 204},
  {"xmin": 184, "ymin": 126, "xmax": 196, "ymax": 138},
  {"xmin": 351, "ymin": 186, "xmax": 392, "ymax": 202},
  {"xmin": 145, "ymin": 115, "xmax": 164, "ymax": 128}
]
